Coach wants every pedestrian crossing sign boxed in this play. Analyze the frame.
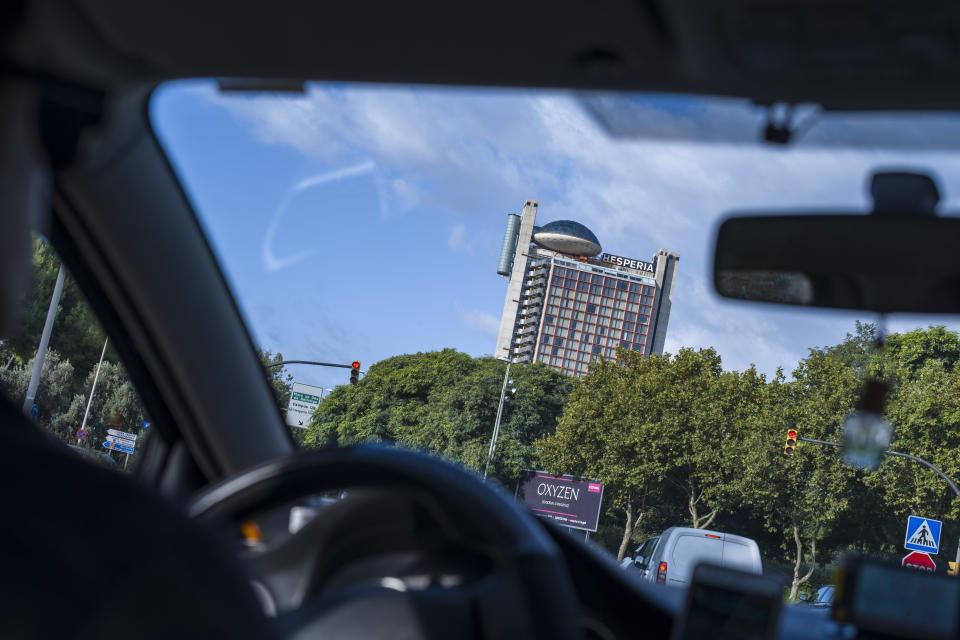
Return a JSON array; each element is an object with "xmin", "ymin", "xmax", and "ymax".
[{"xmin": 904, "ymin": 515, "xmax": 942, "ymax": 554}]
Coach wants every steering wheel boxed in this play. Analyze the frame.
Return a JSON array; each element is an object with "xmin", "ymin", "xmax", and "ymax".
[{"xmin": 188, "ymin": 445, "xmax": 581, "ymax": 640}]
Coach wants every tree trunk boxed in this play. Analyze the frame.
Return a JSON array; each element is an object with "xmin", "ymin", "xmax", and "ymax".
[
  {"xmin": 618, "ymin": 499, "xmax": 634, "ymax": 562},
  {"xmin": 687, "ymin": 477, "xmax": 718, "ymax": 529},
  {"xmin": 788, "ymin": 518, "xmax": 820, "ymax": 600},
  {"xmin": 616, "ymin": 489, "xmax": 648, "ymax": 561}
]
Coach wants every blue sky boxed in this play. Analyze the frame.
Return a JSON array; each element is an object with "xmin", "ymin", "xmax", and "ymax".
[{"xmin": 151, "ymin": 81, "xmax": 960, "ymax": 391}]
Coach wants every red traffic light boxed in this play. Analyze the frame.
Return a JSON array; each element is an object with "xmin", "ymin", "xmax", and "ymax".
[
  {"xmin": 351, "ymin": 361, "xmax": 360, "ymax": 369},
  {"xmin": 787, "ymin": 429, "xmax": 797, "ymax": 439}
]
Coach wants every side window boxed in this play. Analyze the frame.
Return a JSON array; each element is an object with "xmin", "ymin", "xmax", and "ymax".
[
  {"xmin": 639, "ymin": 536, "xmax": 660, "ymax": 560},
  {"xmin": 0, "ymin": 239, "xmax": 150, "ymax": 470}
]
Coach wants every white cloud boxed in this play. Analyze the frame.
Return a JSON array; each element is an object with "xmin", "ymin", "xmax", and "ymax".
[
  {"xmin": 448, "ymin": 223, "xmax": 472, "ymax": 254},
  {"xmin": 203, "ymin": 83, "xmax": 960, "ymax": 376},
  {"xmin": 455, "ymin": 304, "xmax": 500, "ymax": 338}
]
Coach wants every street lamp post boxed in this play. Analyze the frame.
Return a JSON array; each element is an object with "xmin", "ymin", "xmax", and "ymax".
[
  {"xmin": 483, "ymin": 357, "xmax": 514, "ymax": 481},
  {"xmin": 22, "ymin": 263, "xmax": 66, "ymax": 416}
]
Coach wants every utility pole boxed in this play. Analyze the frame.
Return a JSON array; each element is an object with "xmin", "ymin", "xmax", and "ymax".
[
  {"xmin": 484, "ymin": 357, "xmax": 513, "ymax": 481},
  {"xmin": 22, "ymin": 263, "xmax": 66, "ymax": 416},
  {"xmin": 78, "ymin": 337, "xmax": 108, "ymax": 445},
  {"xmin": 798, "ymin": 436, "xmax": 960, "ymax": 564}
]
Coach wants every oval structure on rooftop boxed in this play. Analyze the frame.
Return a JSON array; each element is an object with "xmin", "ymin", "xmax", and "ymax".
[{"xmin": 532, "ymin": 220, "xmax": 602, "ymax": 256}]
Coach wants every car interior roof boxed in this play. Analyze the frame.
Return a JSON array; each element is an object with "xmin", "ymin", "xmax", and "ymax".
[{"xmin": 11, "ymin": 0, "xmax": 960, "ymax": 110}]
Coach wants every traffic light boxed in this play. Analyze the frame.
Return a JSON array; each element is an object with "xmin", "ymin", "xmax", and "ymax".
[
  {"xmin": 949, "ymin": 562, "xmax": 959, "ymax": 576},
  {"xmin": 784, "ymin": 429, "xmax": 798, "ymax": 457},
  {"xmin": 350, "ymin": 361, "xmax": 360, "ymax": 385}
]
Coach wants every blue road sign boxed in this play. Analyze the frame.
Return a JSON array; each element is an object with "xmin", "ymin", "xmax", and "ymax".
[
  {"xmin": 30, "ymin": 404, "xmax": 38, "ymax": 418},
  {"xmin": 102, "ymin": 441, "xmax": 135, "ymax": 454},
  {"xmin": 142, "ymin": 421, "xmax": 151, "ymax": 429},
  {"xmin": 905, "ymin": 515, "xmax": 942, "ymax": 554},
  {"xmin": 76, "ymin": 429, "xmax": 87, "ymax": 440}
]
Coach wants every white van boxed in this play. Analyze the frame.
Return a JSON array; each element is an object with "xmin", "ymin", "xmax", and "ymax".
[{"xmin": 623, "ymin": 527, "xmax": 762, "ymax": 586}]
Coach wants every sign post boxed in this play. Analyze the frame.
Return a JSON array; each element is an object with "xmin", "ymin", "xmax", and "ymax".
[
  {"xmin": 103, "ymin": 428, "xmax": 137, "ymax": 468},
  {"xmin": 516, "ymin": 470, "xmax": 604, "ymax": 533}
]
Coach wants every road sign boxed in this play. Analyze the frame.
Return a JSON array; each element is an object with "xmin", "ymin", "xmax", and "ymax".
[
  {"xmin": 107, "ymin": 436, "xmax": 137, "ymax": 452},
  {"xmin": 902, "ymin": 551, "xmax": 936, "ymax": 572},
  {"xmin": 905, "ymin": 515, "xmax": 942, "ymax": 554},
  {"xmin": 107, "ymin": 429, "xmax": 137, "ymax": 442},
  {"xmin": 142, "ymin": 421, "xmax": 151, "ymax": 428},
  {"xmin": 516, "ymin": 470, "xmax": 605, "ymax": 532},
  {"xmin": 30, "ymin": 404, "xmax": 38, "ymax": 418},
  {"xmin": 285, "ymin": 382, "xmax": 324, "ymax": 428},
  {"xmin": 76, "ymin": 429, "xmax": 87, "ymax": 440},
  {"xmin": 103, "ymin": 441, "xmax": 135, "ymax": 454}
]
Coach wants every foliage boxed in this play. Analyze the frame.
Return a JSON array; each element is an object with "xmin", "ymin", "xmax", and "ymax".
[
  {"xmin": 539, "ymin": 347, "xmax": 768, "ymax": 560},
  {"xmin": 2, "ymin": 239, "xmax": 116, "ymax": 390},
  {"xmin": 6, "ymin": 234, "xmax": 960, "ymax": 582},
  {"xmin": 302, "ymin": 349, "xmax": 571, "ymax": 486}
]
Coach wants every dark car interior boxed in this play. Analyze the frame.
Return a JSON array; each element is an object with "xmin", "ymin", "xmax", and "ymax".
[{"xmin": 4, "ymin": 1, "xmax": 960, "ymax": 638}]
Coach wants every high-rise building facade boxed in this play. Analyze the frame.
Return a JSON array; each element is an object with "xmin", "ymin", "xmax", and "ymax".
[{"xmin": 495, "ymin": 200, "xmax": 679, "ymax": 377}]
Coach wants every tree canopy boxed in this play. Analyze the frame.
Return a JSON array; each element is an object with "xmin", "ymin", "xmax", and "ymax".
[{"xmin": 302, "ymin": 349, "xmax": 571, "ymax": 486}]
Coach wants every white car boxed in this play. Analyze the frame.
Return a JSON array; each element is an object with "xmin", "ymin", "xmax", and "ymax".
[{"xmin": 625, "ymin": 527, "xmax": 763, "ymax": 587}]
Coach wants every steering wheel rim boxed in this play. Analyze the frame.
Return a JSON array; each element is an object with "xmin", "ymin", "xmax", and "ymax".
[{"xmin": 188, "ymin": 445, "xmax": 581, "ymax": 640}]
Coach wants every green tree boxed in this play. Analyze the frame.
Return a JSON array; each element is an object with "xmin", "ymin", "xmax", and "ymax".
[
  {"xmin": 257, "ymin": 349, "xmax": 305, "ymax": 444},
  {"xmin": 538, "ymin": 353, "xmax": 663, "ymax": 559},
  {"xmin": 823, "ymin": 324, "xmax": 960, "ymax": 556},
  {"xmin": 69, "ymin": 360, "xmax": 149, "ymax": 466},
  {"xmin": 0, "ymin": 349, "xmax": 77, "ymax": 433},
  {"xmin": 303, "ymin": 349, "xmax": 570, "ymax": 486},
  {"xmin": 539, "ymin": 347, "xmax": 765, "ymax": 560},
  {"xmin": 736, "ymin": 351, "xmax": 859, "ymax": 600},
  {"xmin": 3, "ymin": 239, "xmax": 115, "ymax": 389}
]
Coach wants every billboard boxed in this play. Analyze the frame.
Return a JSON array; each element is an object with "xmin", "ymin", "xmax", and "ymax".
[{"xmin": 516, "ymin": 469, "xmax": 604, "ymax": 532}]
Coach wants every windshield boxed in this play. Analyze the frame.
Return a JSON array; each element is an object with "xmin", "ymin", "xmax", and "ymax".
[{"xmin": 151, "ymin": 81, "xmax": 960, "ymax": 599}]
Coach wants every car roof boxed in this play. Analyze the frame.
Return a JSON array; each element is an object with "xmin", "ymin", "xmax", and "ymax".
[
  {"xmin": 663, "ymin": 527, "xmax": 756, "ymax": 545},
  {"xmin": 10, "ymin": 0, "xmax": 960, "ymax": 110}
]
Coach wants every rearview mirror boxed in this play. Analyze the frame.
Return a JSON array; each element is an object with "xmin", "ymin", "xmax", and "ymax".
[
  {"xmin": 634, "ymin": 556, "xmax": 646, "ymax": 569},
  {"xmin": 798, "ymin": 594, "xmax": 809, "ymax": 602},
  {"xmin": 713, "ymin": 172, "xmax": 960, "ymax": 313}
]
